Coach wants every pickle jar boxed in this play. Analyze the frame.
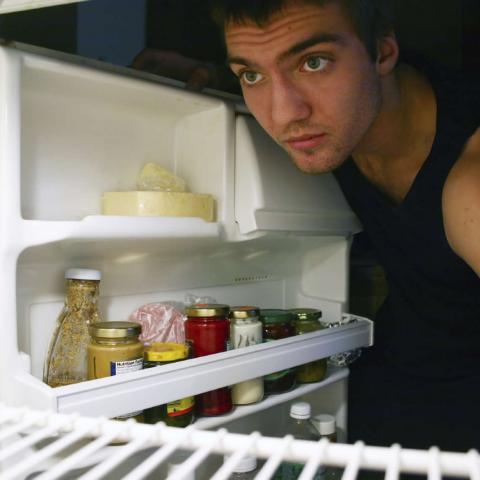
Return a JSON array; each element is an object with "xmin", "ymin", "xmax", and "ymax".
[
  {"xmin": 229, "ymin": 306, "xmax": 264, "ymax": 405},
  {"xmin": 260, "ymin": 309, "xmax": 296, "ymax": 395},
  {"xmin": 88, "ymin": 321, "xmax": 144, "ymax": 420},
  {"xmin": 143, "ymin": 342, "xmax": 194, "ymax": 427},
  {"xmin": 184, "ymin": 304, "xmax": 232, "ymax": 416},
  {"xmin": 289, "ymin": 308, "xmax": 328, "ymax": 383}
]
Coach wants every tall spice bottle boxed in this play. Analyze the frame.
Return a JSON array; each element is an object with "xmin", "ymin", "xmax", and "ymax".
[
  {"xmin": 229, "ymin": 306, "xmax": 264, "ymax": 405},
  {"xmin": 184, "ymin": 304, "xmax": 232, "ymax": 416},
  {"xmin": 43, "ymin": 268, "xmax": 101, "ymax": 387}
]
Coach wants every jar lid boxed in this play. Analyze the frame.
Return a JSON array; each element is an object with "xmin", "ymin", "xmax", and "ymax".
[
  {"xmin": 185, "ymin": 304, "xmax": 229, "ymax": 317},
  {"xmin": 260, "ymin": 309, "xmax": 292, "ymax": 324},
  {"xmin": 89, "ymin": 321, "xmax": 141, "ymax": 339},
  {"xmin": 289, "ymin": 308, "xmax": 322, "ymax": 321},
  {"xmin": 224, "ymin": 455, "xmax": 257, "ymax": 473},
  {"xmin": 290, "ymin": 401, "xmax": 311, "ymax": 419},
  {"xmin": 229, "ymin": 306, "xmax": 260, "ymax": 319},
  {"xmin": 65, "ymin": 268, "xmax": 101, "ymax": 280},
  {"xmin": 144, "ymin": 342, "xmax": 189, "ymax": 362},
  {"xmin": 312, "ymin": 414, "xmax": 336, "ymax": 435}
]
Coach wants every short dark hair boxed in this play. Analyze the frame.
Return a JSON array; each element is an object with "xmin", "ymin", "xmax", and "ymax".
[{"xmin": 212, "ymin": 0, "xmax": 395, "ymax": 60}]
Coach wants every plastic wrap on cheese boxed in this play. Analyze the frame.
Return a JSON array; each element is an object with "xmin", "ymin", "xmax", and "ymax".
[{"xmin": 137, "ymin": 163, "xmax": 187, "ymax": 192}]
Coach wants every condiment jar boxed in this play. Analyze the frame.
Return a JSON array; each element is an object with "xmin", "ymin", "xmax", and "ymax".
[
  {"xmin": 260, "ymin": 309, "xmax": 296, "ymax": 395},
  {"xmin": 87, "ymin": 321, "xmax": 144, "ymax": 420},
  {"xmin": 184, "ymin": 304, "xmax": 232, "ymax": 416},
  {"xmin": 229, "ymin": 306, "xmax": 264, "ymax": 405},
  {"xmin": 43, "ymin": 268, "xmax": 102, "ymax": 387},
  {"xmin": 290, "ymin": 308, "xmax": 328, "ymax": 383},
  {"xmin": 143, "ymin": 342, "xmax": 194, "ymax": 427}
]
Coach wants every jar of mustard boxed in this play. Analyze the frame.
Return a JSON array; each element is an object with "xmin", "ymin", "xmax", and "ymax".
[
  {"xmin": 88, "ymin": 321, "xmax": 144, "ymax": 421},
  {"xmin": 143, "ymin": 342, "xmax": 194, "ymax": 427}
]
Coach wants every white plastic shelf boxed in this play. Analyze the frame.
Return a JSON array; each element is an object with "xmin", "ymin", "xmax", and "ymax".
[
  {"xmin": 12, "ymin": 316, "xmax": 372, "ymax": 419},
  {"xmin": 0, "ymin": 0, "xmax": 86, "ymax": 14},
  {"xmin": 0, "ymin": 403, "xmax": 477, "ymax": 480},
  {"xmin": 195, "ymin": 366, "xmax": 348, "ymax": 430}
]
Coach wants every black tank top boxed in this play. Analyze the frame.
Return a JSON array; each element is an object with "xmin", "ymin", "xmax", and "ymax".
[{"xmin": 334, "ymin": 64, "xmax": 480, "ymax": 379}]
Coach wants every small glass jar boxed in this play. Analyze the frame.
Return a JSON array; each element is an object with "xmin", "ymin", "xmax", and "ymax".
[
  {"xmin": 290, "ymin": 308, "xmax": 328, "ymax": 383},
  {"xmin": 88, "ymin": 321, "xmax": 143, "ymax": 421},
  {"xmin": 143, "ymin": 342, "xmax": 194, "ymax": 427},
  {"xmin": 260, "ymin": 309, "xmax": 296, "ymax": 395},
  {"xmin": 229, "ymin": 306, "xmax": 264, "ymax": 405},
  {"xmin": 185, "ymin": 304, "xmax": 232, "ymax": 416}
]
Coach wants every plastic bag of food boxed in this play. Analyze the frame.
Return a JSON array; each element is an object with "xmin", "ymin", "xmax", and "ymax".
[
  {"xmin": 129, "ymin": 302, "xmax": 186, "ymax": 345},
  {"xmin": 137, "ymin": 163, "xmax": 188, "ymax": 192}
]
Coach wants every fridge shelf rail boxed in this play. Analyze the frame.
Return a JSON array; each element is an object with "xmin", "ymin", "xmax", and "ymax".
[
  {"xmin": 0, "ymin": 403, "xmax": 477, "ymax": 480},
  {"xmin": 12, "ymin": 316, "xmax": 372, "ymax": 418}
]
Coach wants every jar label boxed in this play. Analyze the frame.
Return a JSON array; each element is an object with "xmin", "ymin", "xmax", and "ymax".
[
  {"xmin": 167, "ymin": 397, "xmax": 195, "ymax": 417},
  {"xmin": 110, "ymin": 357, "xmax": 143, "ymax": 376}
]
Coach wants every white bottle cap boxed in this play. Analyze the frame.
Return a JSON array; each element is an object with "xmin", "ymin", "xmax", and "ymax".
[
  {"xmin": 65, "ymin": 268, "xmax": 102, "ymax": 280},
  {"xmin": 312, "ymin": 414, "xmax": 336, "ymax": 435},
  {"xmin": 290, "ymin": 402, "xmax": 311, "ymax": 419},
  {"xmin": 224, "ymin": 454, "xmax": 257, "ymax": 473}
]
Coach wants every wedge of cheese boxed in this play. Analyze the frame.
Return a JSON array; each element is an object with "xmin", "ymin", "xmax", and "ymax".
[{"xmin": 101, "ymin": 191, "xmax": 215, "ymax": 222}]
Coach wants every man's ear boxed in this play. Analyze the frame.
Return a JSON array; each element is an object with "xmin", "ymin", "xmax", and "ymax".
[{"xmin": 376, "ymin": 32, "xmax": 399, "ymax": 76}]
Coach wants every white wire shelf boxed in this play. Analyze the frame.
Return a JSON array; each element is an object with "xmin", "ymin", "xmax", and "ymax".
[{"xmin": 0, "ymin": 403, "xmax": 477, "ymax": 480}]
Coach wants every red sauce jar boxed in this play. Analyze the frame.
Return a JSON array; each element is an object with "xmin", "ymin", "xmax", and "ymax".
[{"xmin": 185, "ymin": 304, "xmax": 232, "ymax": 416}]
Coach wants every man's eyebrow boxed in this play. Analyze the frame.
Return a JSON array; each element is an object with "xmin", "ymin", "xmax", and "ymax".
[
  {"xmin": 227, "ymin": 32, "xmax": 345, "ymax": 67},
  {"xmin": 284, "ymin": 33, "xmax": 345, "ymax": 58}
]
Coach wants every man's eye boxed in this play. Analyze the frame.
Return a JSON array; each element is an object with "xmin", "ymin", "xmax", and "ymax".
[
  {"xmin": 302, "ymin": 56, "xmax": 329, "ymax": 72},
  {"xmin": 241, "ymin": 71, "xmax": 263, "ymax": 85}
]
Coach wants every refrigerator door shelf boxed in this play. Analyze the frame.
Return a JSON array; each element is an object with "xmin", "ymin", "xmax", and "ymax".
[
  {"xmin": 0, "ymin": 0, "xmax": 86, "ymax": 14},
  {"xmin": 11, "ymin": 316, "xmax": 372, "ymax": 419},
  {"xmin": 0, "ymin": 403, "xmax": 474, "ymax": 480}
]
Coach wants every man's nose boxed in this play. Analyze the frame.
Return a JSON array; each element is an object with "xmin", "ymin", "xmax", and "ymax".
[{"xmin": 271, "ymin": 75, "xmax": 311, "ymax": 126}]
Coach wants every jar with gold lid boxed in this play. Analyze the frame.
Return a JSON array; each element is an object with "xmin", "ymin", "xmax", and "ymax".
[
  {"xmin": 289, "ymin": 308, "xmax": 327, "ymax": 383},
  {"xmin": 229, "ymin": 306, "xmax": 264, "ymax": 405},
  {"xmin": 88, "ymin": 321, "xmax": 144, "ymax": 421},
  {"xmin": 185, "ymin": 304, "xmax": 232, "ymax": 416},
  {"xmin": 143, "ymin": 342, "xmax": 194, "ymax": 427}
]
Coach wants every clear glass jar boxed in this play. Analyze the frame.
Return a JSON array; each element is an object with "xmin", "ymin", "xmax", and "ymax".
[
  {"xmin": 87, "ymin": 321, "xmax": 143, "ymax": 379},
  {"xmin": 88, "ymin": 321, "xmax": 144, "ymax": 421},
  {"xmin": 289, "ymin": 308, "xmax": 327, "ymax": 383},
  {"xmin": 229, "ymin": 306, "xmax": 264, "ymax": 405},
  {"xmin": 143, "ymin": 342, "xmax": 194, "ymax": 427},
  {"xmin": 185, "ymin": 304, "xmax": 232, "ymax": 416},
  {"xmin": 43, "ymin": 268, "xmax": 101, "ymax": 387},
  {"xmin": 260, "ymin": 309, "xmax": 296, "ymax": 395}
]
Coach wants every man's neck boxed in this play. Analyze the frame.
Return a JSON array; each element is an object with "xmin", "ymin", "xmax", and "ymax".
[{"xmin": 350, "ymin": 63, "xmax": 437, "ymax": 203}]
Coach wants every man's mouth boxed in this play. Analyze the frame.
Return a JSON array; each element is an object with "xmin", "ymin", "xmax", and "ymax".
[{"xmin": 284, "ymin": 133, "xmax": 327, "ymax": 151}]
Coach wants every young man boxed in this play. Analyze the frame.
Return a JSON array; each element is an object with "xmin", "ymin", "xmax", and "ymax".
[{"xmin": 215, "ymin": 0, "xmax": 480, "ymax": 451}]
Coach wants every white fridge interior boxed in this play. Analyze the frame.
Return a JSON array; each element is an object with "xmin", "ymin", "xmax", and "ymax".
[{"xmin": 0, "ymin": 41, "xmax": 474, "ymax": 479}]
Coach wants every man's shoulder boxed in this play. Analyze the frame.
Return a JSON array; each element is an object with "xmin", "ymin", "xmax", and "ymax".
[{"xmin": 443, "ymin": 128, "xmax": 480, "ymax": 276}]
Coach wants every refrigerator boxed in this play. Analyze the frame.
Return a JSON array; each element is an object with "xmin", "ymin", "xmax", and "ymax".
[{"xmin": 0, "ymin": 35, "xmax": 475, "ymax": 480}]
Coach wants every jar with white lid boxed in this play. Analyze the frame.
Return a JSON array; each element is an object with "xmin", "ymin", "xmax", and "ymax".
[
  {"xmin": 225, "ymin": 454, "xmax": 258, "ymax": 479},
  {"xmin": 229, "ymin": 306, "xmax": 264, "ymax": 405},
  {"xmin": 43, "ymin": 268, "xmax": 102, "ymax": 387}
]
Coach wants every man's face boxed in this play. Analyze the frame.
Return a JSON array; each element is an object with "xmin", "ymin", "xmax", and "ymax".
[{"xmin": 226, "ymin": 1, "xmax": 383, "ymax": 174}]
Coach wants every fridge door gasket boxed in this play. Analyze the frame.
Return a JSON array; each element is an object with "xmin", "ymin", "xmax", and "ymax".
[{"xmin": 0, "ymin": 403, "xmax": 476, "ymax": 480}]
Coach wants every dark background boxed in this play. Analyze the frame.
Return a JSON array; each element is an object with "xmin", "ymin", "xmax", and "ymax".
[{"xmin": 0, "ymin": 0, "xmax": 479, "ymax": 74}]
